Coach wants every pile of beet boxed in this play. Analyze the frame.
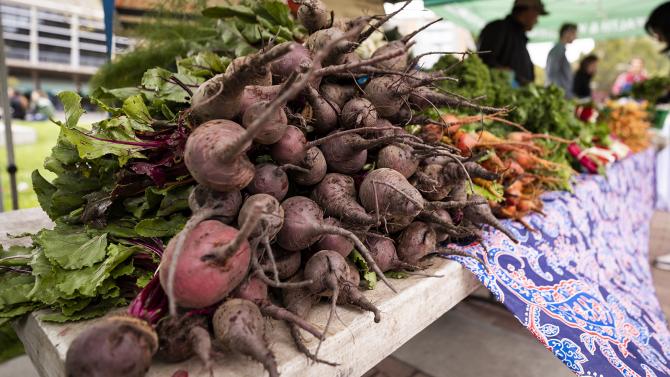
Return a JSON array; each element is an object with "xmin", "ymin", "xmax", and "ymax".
[{"xmin": 65, "ymin": 1, "xmax": 516, "ymax": 376}]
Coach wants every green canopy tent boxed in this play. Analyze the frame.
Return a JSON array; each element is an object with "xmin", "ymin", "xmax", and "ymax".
[{"xmin": 424, "ymin": 0, "xmax": 666, "ymax": 42}]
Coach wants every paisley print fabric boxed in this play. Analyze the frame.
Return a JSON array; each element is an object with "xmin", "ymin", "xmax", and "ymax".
[{"xmin": 447, "ymin": 149, "xmax": 670, "ymax": 376}]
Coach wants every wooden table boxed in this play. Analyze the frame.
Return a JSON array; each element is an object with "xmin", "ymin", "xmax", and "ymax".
[{"xmin": 1, "ymin": 208, "xmax": 481, "ymax": 377}]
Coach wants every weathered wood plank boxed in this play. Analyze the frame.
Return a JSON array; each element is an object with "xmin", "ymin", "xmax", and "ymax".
[{"xmin": 2, "ymin": 208, "xmax": 480, "ymax": 377}]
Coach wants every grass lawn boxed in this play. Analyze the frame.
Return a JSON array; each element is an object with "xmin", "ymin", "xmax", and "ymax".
[{"xmin": 0, "ymin": 120, "xmax": 60, "ymax": 210}]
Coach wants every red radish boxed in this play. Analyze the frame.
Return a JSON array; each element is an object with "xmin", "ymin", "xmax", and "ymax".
[
  {"xmin": 260, "ymin": 246, "xmax": 301, "ymax": 280},
  {"xmin": 213, "ymin": 299, "xmax": 279, "ymax": 377},
  {"xmin": 191, "ymin": 43, "xmax": 294, "ymax": 121},
  {"xmin": 65, "ymin": 316, "xmax": 157, "ymax": 377},
  {"xmin": 233, "ymin": 277, "xmax": 324, "ymax": 340}
]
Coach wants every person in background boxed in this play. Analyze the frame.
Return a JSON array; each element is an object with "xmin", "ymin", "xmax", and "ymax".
[
  {"xmin": 478, "ymin": 0, "xmax": 549, "ymax": 86},
  {"xmin": 611, "ymin": 58, "xmax": 648, "ymax": 96},
  {"xmin": 546, "ymin": 23, "xmax": 577, "ymax": 98},
  {"xmin": 8, "ymin": 88, "xmax": 27, "ymax": 120},
  {"xmin": 573, "ymin": 55, "xmax": 599, "ymax": 100},
  {"xmin": 28, "ymin": 90, "xmax": 55, "ymax": 121},
  {"xmin": 645, "ymin": 2, "xmax": 670, "ymax": 54}
]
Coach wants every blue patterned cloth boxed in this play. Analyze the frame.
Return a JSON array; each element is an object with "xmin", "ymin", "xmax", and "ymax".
[{"xmin": 448, "ymin": 149, "xmax": 670, "ymax": 377}]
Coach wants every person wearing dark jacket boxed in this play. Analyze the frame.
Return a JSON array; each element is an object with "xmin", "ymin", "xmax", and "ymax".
[
  {"xmin": 572, "ymin": 55, "xmax": 598, "ymax": 100},
  {"xmin": 645, "ymin": 2, "xmax": 670, "ymax": 54},
  {"xmin": 477, "ymin": 0, "xmax": 549, "ymax": 86}
]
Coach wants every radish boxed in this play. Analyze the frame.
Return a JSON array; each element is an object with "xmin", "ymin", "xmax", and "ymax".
[{"xmin": 65, "ymin": 316, "xmax": 157, "ymax": 377}]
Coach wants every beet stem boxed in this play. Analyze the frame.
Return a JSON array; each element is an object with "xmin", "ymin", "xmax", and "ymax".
[
  {"xmin": 357, "ymin": 0, "xmax": 411, "ymax": 44},
  {"xmin": 205, "ymin": 203, "xmax": 263, "ymax": 264},
  {"xmin": 306, "ymin": 126, "xmax": 419, "ymax": 149},
  {"xmin": 401, "ymin": 18, "xmax": 442, "ymax": 44},
  {"xmin": 316, "ymin": 48, "xmax": 405, "ymax": 77}
]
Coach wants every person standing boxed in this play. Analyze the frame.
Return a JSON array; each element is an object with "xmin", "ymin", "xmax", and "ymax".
[
  {"xmin": 546, "ymin": 23, "xmax": 577, "ymax": 98},
  {"xmin": 572, "ymin": 55, "xmax": 599, "ymax": 100},
  {"xmin": 645, "ymin": 2, "xmax": 670, "ymax": 54},
  {"xmin": 611, "ymin": 58, "xmax": 647, "ymax": 96},
  {"xmin": 477, "ymin": 0, "xmax": 549, "ymax": 86}
]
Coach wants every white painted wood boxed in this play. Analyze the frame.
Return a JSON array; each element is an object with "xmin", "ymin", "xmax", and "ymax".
[{"xmin": 2, "ymin": 209, "xmax": 481, "ymax": 377}]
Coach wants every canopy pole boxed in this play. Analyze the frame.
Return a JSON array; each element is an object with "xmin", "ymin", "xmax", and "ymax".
[{"xmin": 0, "ymin": 14, "xmax": 19, "ymax": 210}]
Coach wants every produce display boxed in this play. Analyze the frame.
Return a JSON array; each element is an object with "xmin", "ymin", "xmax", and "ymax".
[
  {"xmin": 0, "ymin": 1, "xmax": 520, "ymax": 375},
  {"xmin": 602, "ymin": 101, "xmax": 652, "ymax": 153}
]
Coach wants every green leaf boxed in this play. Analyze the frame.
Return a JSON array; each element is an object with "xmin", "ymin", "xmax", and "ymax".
[
  {"xmin": 156, "ymin": 186, "xmax": 191, "ymax": 217},
  {"xmin": 95, "ymin": 218, "xmax": 139, "ymax": 238},
  {"xmin": 55, "ymin": 244, "xmax": 136, "ymax": 298},
  {"xmin": 57, "ymin": 127, "xmax": 145, "ymax": 166},
  {"xmin": 259, "ymin": 0, "xmax": 292, "ymax": 26},
  {"xmin": 202, "ymin": 5, "xmax": 256, "ymax": 21},
  {"xmin": 121, "ymin": 95, "xmax": 152, "ymax": 125},
  {"xmin": 32, "ymin": 170, "xmax": 57, "ymax": 218},
  {"xmin": 39, "ymin": 296, "xmax": 127, "ymax": 323},
  {"xmin": 38, "ymin": 227, "xmax": 108, "ymax": 270},
  {"xmin": 349, "ymin": 249, "xmax": 377, "ymax": 290},
  {"xmin": 141, "ymin": 68, "xmax": 200, "ymax": 104},
  {"xmin": 135, "ymin": 214, "xmax": 187, "ymax": 237},
  {"xmin": 0, "ymin": 322, "xmax": 24, "ymax": 362},
  {"xmin": 57, "ymin": 92, "xmax": 85, "ymax": 129},
  {"xmin": 92, "ymin": 86, "xmax": 146, "ymax": 103},
  {"xmin": 0, "ymin": 273, "xmax": 36, "ymax": 307}
]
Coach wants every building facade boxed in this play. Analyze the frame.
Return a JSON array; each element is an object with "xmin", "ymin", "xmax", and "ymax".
[{"xmin": 1, "ymin": 0, "xmax": 131, "ymax": 95}]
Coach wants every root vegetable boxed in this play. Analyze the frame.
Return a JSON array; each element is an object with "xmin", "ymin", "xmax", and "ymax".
[
  {"xmin": 213, "ymin": 299, "xmax": 278, "ymax": 377},
  {"xmin": 156, "ymin": 316, "xmax": 212, "ymax": 372},
  {"xmin": 425, "ymin": 209, "xmax": 452, "ymax": 242},
  {"xmin": 314, "ymin": 218, "xmax": 355, "ymax": 257},
  {"xmin": 296, "ymin": 0, "xmax": 331, "ymax": 33},
  {"xmin": 246, "ymin": 163, "xmax": 290, "ymax": 201},
  {"xmin": 234, "ymin": 277, "xmax": 324, "ymax": 340},
  {"xmin": 377, "ymin": 144, "xmax": 419, "ymax": 178},
  {"xmin": 225, "ymin": 56, "xmax": 272, "ymax": 86},
  {"xmin": 290, "ymin": 147, "xmax": 327, "ymax": 186},
  {"xmin": 359, "ymin": 168, "xmax": 424, "ymax": 219},
  {"xmin": 365, "ymin": 75, "xmax": 409, "ymax": 118},
  {"xmin": 65, "ymin": 316, "xmax": 158, "ymax": 377},
  {"xmin": 191, "ymin": 43, "xmax": 294, "ymax": 121},
  {"xmin": 365, "ymin": 234, "xmax": 415, "ymax": 272},
  {"xmin": 188, "ymin": 185, "xmax": 242, "ymax": 224},
  {"xmin": 463, "ymin": 194, "xmax": 518, "ymax": 242},
  {"xmin": 270, "ymin": 42, "xmax": 312, "ymax": 82},
  {"xmin": 242, "ymin": 101, "xmax": 288, "ymax": 145},
  {"xmin": 238, "ymin": 194, "xmax": 284, "ymax": 241},
  {"xmin": 305, "ymin": 84, "xmax": 340, "ymax": 134},
  {"xmin": 396, "ymin": 221, "xmax": 437, "ymax": 265},
  {"xmin": 271, "ymin": 125, "xmax": 308, "ymax": 165},
  {"xmin": 160, "ymin": 220, "xmax": 251, "ymax": 309},
  {"xmin": 304, "ymin": 250, "xmax": 381, "ymax": 357},
  {"xmin": 340, "ymin": 97, "xmax": 378, "ymax": 129},
  {"xmin": 319, "ymin": 132, "xmax": 408, "ymax": 174},
  {"xmin": 312, "ymin": 173, "xmax": 376, "ymax": 226},
  {"xmin": 320, "ymin": 82, "xmax": 356, "ymax": 108},
  {"xmin": 277, "ymin": 196, "xmax": 395, "ymax": 291},
  {"xmin": 261, "ymin": 247, "xmax": 301, "ymax": 280},
  {"xmin": 184, "ymin": 119, "xmax": 255, "ymax": 192}
]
